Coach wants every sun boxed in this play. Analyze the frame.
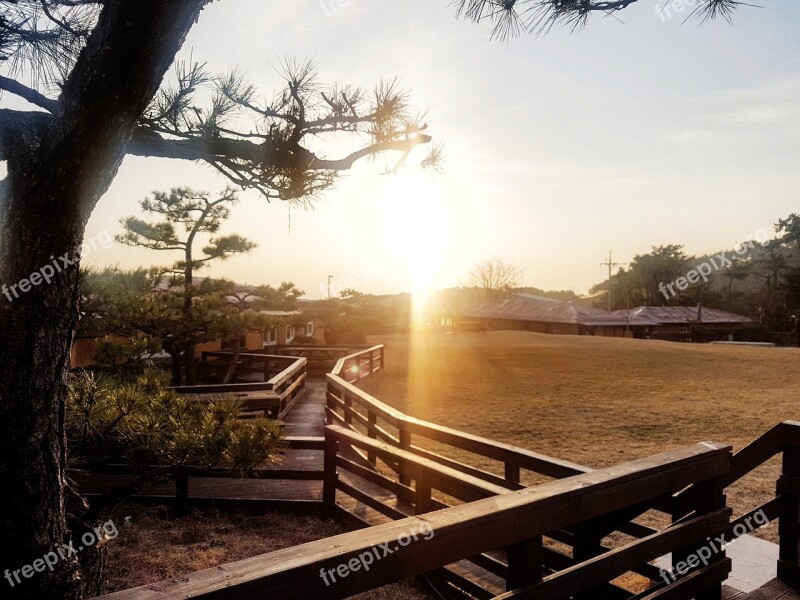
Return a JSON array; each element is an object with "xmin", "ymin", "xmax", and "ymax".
[{"xmin": 374, "ymin": 170, "xmax": 455, "ymax": 299}]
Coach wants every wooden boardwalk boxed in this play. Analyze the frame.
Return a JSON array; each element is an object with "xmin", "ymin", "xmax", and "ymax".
[{"xmin": 87, "ymin": 346, "xmax": 800, "ymax": 600}]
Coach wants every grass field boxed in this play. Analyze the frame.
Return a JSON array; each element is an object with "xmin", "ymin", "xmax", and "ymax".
[{"xmin": 360, "ymin": 331, "xmax": 800, "ymax": 538}]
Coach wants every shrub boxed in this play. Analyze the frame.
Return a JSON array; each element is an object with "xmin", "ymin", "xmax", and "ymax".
[{"xmin": 67, "ymin": 366, "xmax": 283, "ymax": 511}]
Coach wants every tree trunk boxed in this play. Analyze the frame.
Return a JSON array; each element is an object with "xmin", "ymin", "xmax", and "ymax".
[
  {"xmin": 165, "ymin": 339, "xmax": 184, "ymax": 386},
  {"xmin": 222, "ymin": 339, "xmax": 241, "ymax": 384},
  {"xmin": 185, "ymin": 348, "xmax": 198, "ymax": 386},
  {"xmin": 183, "ymin": 242, "xmax": 197, "ymax": 385},
  {"xmin": 0, "ymin": 2, "xmax": 209, "ymax": 597},
  {"xmin": 0, "ymin": 206, "xmax": 86, "ymax": 598}
]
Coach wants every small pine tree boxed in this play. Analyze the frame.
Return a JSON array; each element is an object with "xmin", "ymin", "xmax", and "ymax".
[{"xmin": 67, "ymin": 366, "xmax": 283, "ymax": 513}]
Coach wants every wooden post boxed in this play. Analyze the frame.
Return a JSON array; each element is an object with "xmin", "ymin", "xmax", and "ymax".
[
  {"xmin": 325, "ymin": 383, "xmax": 334, "ymax": 425},
  {"xmin": 174, "ymin": 470, "xmax": 190, "ymax": 516},
  {"xmin": 398, "ymin": 423, "xmax": 411, "ymax": 486},
  {"xmin": 682, "ymin": 474, "xmax": 728, "ymax": 600},
  {"xmin": 505, "ymin": 463, "xmax": 521, "ymax": 487},
  {"xmin": 379, "ymin": 346, "xmax": 385, "ymax": 370},
  {"xmin": 779, "ymin": 447, "xmax": 800, "ymax": 584},
  {"xmin": 506, "ymin": 535, "xmax": 543, "ymax": 591},
  {"xmin": 368, "ymin": 351, "xmax": 375, "ymax": 375},
  {"xmin": 367, "ymin": 412, "xmax": 378, "ymax": 467},
  {"xmin": 415, "ymin": 470, "xmax": 433, "ymax": 515},
  {"xmin": 344, "ymin": 392, "xmax": 353, "ymax": 426},
  {"xmin": 572, "ymin": 523, "xmax": 605, "ymax": 600},
  {"xmin": 323, "ymin": 433, "xmax": 338, "ymax": 512}
]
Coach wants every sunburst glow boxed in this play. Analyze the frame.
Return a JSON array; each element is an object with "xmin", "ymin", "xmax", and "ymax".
[{"xmin": 375, "ymin": 171, "xmax": 456, "ymax": 299}]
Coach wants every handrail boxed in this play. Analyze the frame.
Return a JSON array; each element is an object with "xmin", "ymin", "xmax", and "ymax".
[
  {"xmin": 90, "ymin": 340, "xmax": 800, "ymax": 599},
  {"xmin": 176, "ymin": 354, "xmax": 307, "ymax": 421},
  {"xmin": 97, "ymin": 442, "xmax": 732, "ymax": 600},
  {"xmin": 670, "ymin": 419, "xmax": 800, "ymax": 585},
  {"xmin": 325, "ymin": 346, "xmax": 800, "ymax": 596},
  {"xmin": 329, "ymin": 344, "xmax": 385, "ymax": 382},
  {"xmin": 726, "ymin": 420, "xmax": 800, "ymax": 485},
  {"xmin": 327, "ymin": 354, "xmax": 590, "ymax": 488}
]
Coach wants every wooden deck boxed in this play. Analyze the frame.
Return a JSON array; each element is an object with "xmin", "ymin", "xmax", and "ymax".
[
  {"xmin": 725, "ymin": 579, "xmax": 800, "ymax": 599},
  {"xmin": 89, "ymin": 345, "xmax": 800, "ymax": 600}
]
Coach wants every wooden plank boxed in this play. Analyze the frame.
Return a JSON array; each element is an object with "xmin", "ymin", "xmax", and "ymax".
[
  {"xmin": 335, "ymin": 479, "xmax": 408, "ymax": 521},
  {"xmin": 723, "ymin": 586, "xmax": 747, "ymax": 599},
  {"xmin": 326, "ymin": 375, "xmax": 401, "ymax": 426},
  {"xmin": 335, "ymin": 455, "xmax": 417, "ymax": 506},
  {"xmin": 409, "ymin": 443, "xmax": 518, "ymax": 490},
  {"xmin": 496, "ymin": 508, "xmax": 730, "ymax": 599},
  {"xmin": 284, "ymin": 436, "xmax": 324, "ymax": 451},
  {"xmin": 328, "ymin": 424, "xmax": 510, "ymax": 502},
  {"xmin": 97, "ymin": 443, "xmax": 730, "ymax": 600},
  {"xmin": 73, "ymin": 465, "xmax": 324, "ymax": 480},
  {"xmin": 275, "ymin": 373, "xmax": 306, "ymax": 420},
  {"xmin": 727, "ymin": 424, "xmax": 782, "ymax": 487},
  {"xmin": 327, "ymin": 373, "xmax": 591, "ymax": 480},
  {"xmin": 403, "ymin": 417, "xmax": 592, "ymax": 479},
  {"xmin": 636, "ymin": 559, "xmax": 732, "ymax": 600},
  {"xmin": 173, "ymin": 382, "xmax": 275, "ymax": 393},
  {"xmin": 429, "ymin": 563, "xmax": 500, "ymax": 598},
  {"xmin": 743, "ymin": 578, "xmax": 800, "ymax": 599}
]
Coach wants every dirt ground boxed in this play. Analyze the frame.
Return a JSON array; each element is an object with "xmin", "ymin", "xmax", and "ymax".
[{"xmin": 100, "ymin": 504, "xmax": 436, "ymax": 599}]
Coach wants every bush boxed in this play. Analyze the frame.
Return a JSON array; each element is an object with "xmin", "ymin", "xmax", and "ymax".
[{"xmin": 67, "ymin": 366, "xmax": 284, "ymax": 509}]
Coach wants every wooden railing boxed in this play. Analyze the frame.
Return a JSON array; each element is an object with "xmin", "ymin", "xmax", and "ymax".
[
  {"xmin": 327, "ymin": 360, "xmax": 588, "ymax": 492},
  {"xmin": 175, "ymin": 353, "xmax": 307, "ymax": 420},
  {"xmin": 91, "ymin": 345, "xmax": 800, "ymax": 599},
  {"xmin": 198, "ymin": 351, "xmax": 297, "ymax": 383},
  {"xmin": 98, "ymin": 442, "xmax": 733, "ymax": 600},
  {"xmin": 674, "ymin": 420, "xmax": 800, "ymax": 585},
  {"xmin": 73, "ymin": 435, "xmax": 326, "ymax": 486},
  {"xmin": 270, "ymin": 344, "xmax": 376, "ymax": 373},
  {"xmin": 325, "ymin": 349, "xmax": 800, "ymax": 596},
  {"xmin": 329, "ymin": 344, "xmax": 385, "ymax": 383}
]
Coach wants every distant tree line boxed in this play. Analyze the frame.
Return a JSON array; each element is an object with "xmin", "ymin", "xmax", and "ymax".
[{"xmin": 591, "ymin": 214, "xmax": 800, "ymax": 335}]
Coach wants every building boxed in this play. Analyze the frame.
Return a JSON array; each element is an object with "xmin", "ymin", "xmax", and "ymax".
[
  {"xmin": 195, "ymin": 309, "xmax": 325, "ymax": 357},
  {"xmin": 460, "ymin": 295, "xmax": 659, "ymax": 338},
  {"xmin": 71, "ymin": 279, "xmax": 327, "ymax": 369},
  {"xmin": 458, "ymin": 295, "xmax": 752, "ymax": 342},
  {"xmin": 612, "ymin": 305, "xmax": 751, "ymax": 342}
]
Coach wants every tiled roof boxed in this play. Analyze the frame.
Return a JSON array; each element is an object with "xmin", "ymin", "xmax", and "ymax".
[
  {"xmin": 461, "ymin": 296, "xmax": 659, "ymax": 327},
  {"xmin": 461, "ymin": 296, "xmax": 750, "ymax": 327},
  {"xmin": 612, "ymin": 306, "xmax": 752, "ymax": 325}
]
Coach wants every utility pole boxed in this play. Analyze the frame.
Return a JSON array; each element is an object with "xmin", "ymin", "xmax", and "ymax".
[
  {"xmin": 327, "ymin": 275, "xmax": 334, "ymax": 299},
  {"xmin": 600, "ymin": 251, "xmax": 626, "ymax": 311}
]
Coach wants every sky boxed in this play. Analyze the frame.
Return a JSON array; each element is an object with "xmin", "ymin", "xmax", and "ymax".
[{"xmin": 8, "ymin": 0, "xmax": 800, "ymax": 298}]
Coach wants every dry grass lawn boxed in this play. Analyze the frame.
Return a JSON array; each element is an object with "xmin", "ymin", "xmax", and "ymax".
[
  {"xmin": 361, "ymin": 331, "xmax": 800, "ymax": 540},
  {"xmin": 101, "ymin": 504, "xmax": 435, "ymax": 599},
  {"xmin": 101, "ymin": 332, "xmax": 798, "ymax": 597}
]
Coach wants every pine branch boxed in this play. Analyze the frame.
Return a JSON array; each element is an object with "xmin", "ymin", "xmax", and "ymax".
[{"xmin": 0, "ymin": 74, "xmax": 58, "ymax": 111}]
